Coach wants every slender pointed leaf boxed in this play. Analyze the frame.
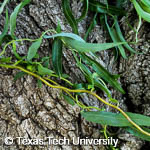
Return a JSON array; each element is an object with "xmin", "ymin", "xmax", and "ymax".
[
  {"xmin": 114, "ymin": 17, "xmax": 138, "ymax": 54},
  {"xmin": 0, "ymin": 57, "xmax": 11, "ymax": 63},
  {"xmin": 77, "ymin": 0, "xmax": 89, "ymax": 22},
  {"xmin": 126, "ymin": 127, "xmax": 150, "ymax": 141},
  {"xmin": 10, "ymin": 0, "xmax": 31, "ymax": 38},
  {"xmin": 63, "ymin": 94, "xmax": 75, "ymax": 106},
  {"xmin": 131, "ymin": 0, "xmax": 150, "ymax": 22},
  {"xmin": 27, "ymin": 38, "xmax": 42, "ymax": 61},
  {"xmin": 0, "ymin": 9, "xmax": 9, "ymax": 45},
  {"xmin": 141, "ymin": 0, "xmax": 150, "ymax": 8},
  {"xmin": 63, "ymin": 37, "xmax": 126, "ymax": 53},
  {"xmin": 62, "ymin": 0, "xmax": 78, "ymax": 34},
  {"xmin": 0, "ymin": 0, "xmax": 9, "ymax": 15},
  {"xmin": 14, "ymin": 71, "xmax": 26, "ymax": 81},
  {"xmin": 81, "ymin": 111, "xmax": 150, "ymax": 127},
  {"xmin": 89, "ymin": 0, "xmax": 126, "ymax": 16},
  {"xmin": 52, "ymin": 38, "xmax": 63, "ymax": 76},
  {"xmin": 37, "ymin": 79, "xmax": 43, "ymax": 88},
  {"xmin": 84, "ymin": 13, "xmax": 97, "ymax": 41},
  {"xmin": 12, "ymin": 42, "xmax": 22, "ymax": 59},
  {"xmin": 105, "ymin": 15, "xmax": 127, "ymax": 59},
  {"xmin": 81, "ymin": 54, "xmax": 125, "ymax": 94},
  {"xmin": 38, "ymin": 65, "xmax": 54, "ymax": 76},
  {"xmin": 44, "ymin": 32, "xmax": 85, "ymax": 42}
]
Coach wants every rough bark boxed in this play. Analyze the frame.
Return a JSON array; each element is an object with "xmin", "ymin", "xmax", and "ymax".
[{"xmin": 0, "ymin": 0, "xmax": 149, "ymax": 150}]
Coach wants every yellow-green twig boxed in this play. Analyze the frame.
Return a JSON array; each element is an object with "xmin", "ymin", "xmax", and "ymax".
[{"xmin": 0, "ymin": 63, "xmax": 150, "ymax": 137}]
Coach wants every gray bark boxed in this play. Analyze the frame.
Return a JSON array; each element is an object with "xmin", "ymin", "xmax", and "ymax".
[{"xmin": 0, "ymin": 0, "xmax": 149, "ymax": 149}]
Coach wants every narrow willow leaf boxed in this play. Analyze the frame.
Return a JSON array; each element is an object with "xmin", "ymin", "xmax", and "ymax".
[
  {"xmin": 52, "ymin": 38, "xmax": 63, "ymax": 76},
  {"xmin": 109, "ymin": 98, "xmax": 118, "ymax": 103},
  {"xmin": 0, "ymin": 0, "xmax": 9, "ymax": 15},
  {"xmin": 0, "ymin": 9, "xmax": 9, "ymax": 45},
  {"xmin": 112, "ymin": 74, "xmax": 120, "ymax": 80},
  {"xmin": 139, "ymin": 1, "xmax": 150, "ymax": 13},
  {"xmin": 114, "ymin": 17, "xmax": 138, "ymax": 54},
  {"xmin": 62, "ymin": 0, "xmax": 79, "ymax": 34},
  {"xmin": 12, "ymin": 42, "xmax": 22, "ymax": 59},
  {"xmin": 78, "ymin": 62, "xmax": 111, "ymax": 97},
  {"xmin": 0, "ymin": 57, "xmax": 11, "ymax": 63},
  {"xmin": 63, "ymin": 37, "xmax": 125, "ymax": 53},
  {"xmin": 77, "ymin": 0, "xmax": 89, "ymax": 22},
  {"xmin": 44, "ymin": 32, "xmax": 85, "ymax": 42},
  {"xmin": 81, "ymin": 111, "xmax": 150, "ymax": 127},
  {"xmin": 81, "ymin": 54, "xmax": 125, "ymax": 94},
  {"xmin": 63, "ymin": 94, "xmax": 75, "ymax": 106},
  {"xmin": 14, "ymin": 71, "xmax": 26, "ymax": 81},
  {"xmin": 37, "ymin": 79, "xmax": 43, "ymax": 88},
  {"xmin": 42, "ymin": 57, "xmax": 50, "ymax": 68},
  {"xmin": 141, "ymin": 0, "xmax": 150, "ymax": 8},
  {"xmin": 10, "ymin": 0, "xmax": 31, "ymax": 38},
  {"xmin": 131, "ymin": 0, "xmax": 150, "ymax": 22},
  {"xmin": 116, "ymin": 0, "xmax": 125, "ymax": 8},
  {"xmin": 27, "ymin": 38, "xmax": 42, "ymax": 61},
  {"xmin": 89, "ymin": 0, "xmax": 126, "ymax": 16},
  {"xmin": 56, "ymin": 22, "xmax": 62, "ymax": 33},
  {"xmin": 93, "ymin": 78, "xmax": 111, "ymax": 98},
  {"xmin": 92, "ymin": 63, "xmax": 125, "ymax": 94},
  {"xmin": 44, "ymin": 32, "xmax": 125, "ymax": 53},
  {"xmin": 105, "ymin": 16, "xmax": 127, "ymax": 59},
  {"xmin": 84, "ymin": 13, "xmax": 97, "ymax": 41},
  {"xmin": 38, "ymin": 65, "xmax": 54, "ymax": 76},
  {"xmin": 126, "ymin": 127, "xmax": 150, "ymax": 141}
]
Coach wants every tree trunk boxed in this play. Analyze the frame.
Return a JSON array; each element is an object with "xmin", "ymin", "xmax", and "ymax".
[{"xmin": 0, "ymin": 0, "xmax": 149, "ymax": 149}]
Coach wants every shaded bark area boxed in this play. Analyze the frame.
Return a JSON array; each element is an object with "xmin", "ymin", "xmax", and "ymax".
[{"xmin": 0, "ymin": 0, "xmax": 149, "ymax": 149}]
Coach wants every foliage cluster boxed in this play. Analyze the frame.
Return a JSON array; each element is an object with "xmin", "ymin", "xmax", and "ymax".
[{"xmin": 0, "ymin": 0, "xmax": 150, "ymax": 148}]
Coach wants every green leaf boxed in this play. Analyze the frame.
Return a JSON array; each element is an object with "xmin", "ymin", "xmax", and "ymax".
[
  {"xmin": 27, "ymin": 38, "xmax": 42, "ymax": 61},
  {"xmin": 89, "ymin": 0, "xmax": 126, "ymax": 16},
  {"xmin": 62, "ymin": 0, "xmax": 79, "ymax": 34},
  {"xmin": 42, "ymin": 57, "xmax": 50, "ymax": 68},
  {"xmin": 44, "ymin": 32, "xmax": 125, "ymax": 56},
  {"xmin": 37, "ymin": 79, "xmax": 43, "ymax": 88},
  {"xmin": 0, "ymin": 9, "xmax": 9, "ymax": 45},
  {"xmin": 52, "ymin": 38, "xmax": 63, "ymax": 77},
  {"xmin": 92, "ymin": 63, "xmax": 125, "ymax": 94},
  {"xmin": 73, "ymin": 83, "xmax": 87, "ymax": 90},
  {"xmin": 84, "ymin": 13, "xmax": 97, "ymax": 41},
  {"xmin": 126, "ymin": 127, "xmax": 150, "ymax": 141},
  {"xmin": 77, "ymin": 62, "xmax": 111, "ymax": 97},
  {"xmin": 10, "ymin": 0, "xmax": 31, "ymax": 38},
  {"xmin": 81, "ymin": 54, "xmax": 125, "ymax": 94},
  {"xmin": 14, "ymin": 71, "xmax": 26, "ymax": 81},
  {"xmin": 63, "ymin": 37, "xmax": 126, "ymax": 53},
  {"xmin": 44, "ymin": 32, "xmax": 85, "ymax": 42},
  {"xmin": 81, "ymin": 111, "xmax": 150, "ymax": 127},
  {"xmin": 105, "ymin": 15, "xmax": 127, "ymax": 59},
  {"xmin": 93, "ymin": 78, "xmax": 111, "ymax": 98},
  {"xmin": 37, "ymin": 64, "xmax": 54, "ymax": 76},
  {"xmin": 114, "ymin": 17, "xmax": 138, "ymax": 54},
  {"xmin": 0, "ymin": 0, "xmax": 9, "ymax": 15},
  {"xmin": 139, "ymin": 1, "xmax": 150, "ymax": 13},
  {"xmin": 77, "ymin": 0, "xmax": 89, "ymax": 22},
  {"xmin": 12, "ymin": 42, "xmax": 22, "ymax": 59},
  {"xmin": 63, "ymin": 94, "xmax": 75, "ymax": 106},
  {"xmin": 109, "ymin": 98, "xmax": 118, "ymax": 103},
  {"xmin": 0, "ymin": 57, "xmax": 11, "ymax": 63},
  {"xmin": 116, "ymin": 0, "xmax": 125, "ymax": 8},
  {"xmin": 131, "ymin": 0, "xmax": 150, "ymax": 22},
  {"xmin": 56, "ymin": 22, "xmax": 62, "ymax": 33},
  {"xmin": 141, "ymin": 0, "xmax": 150, "ymax": 8}
]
